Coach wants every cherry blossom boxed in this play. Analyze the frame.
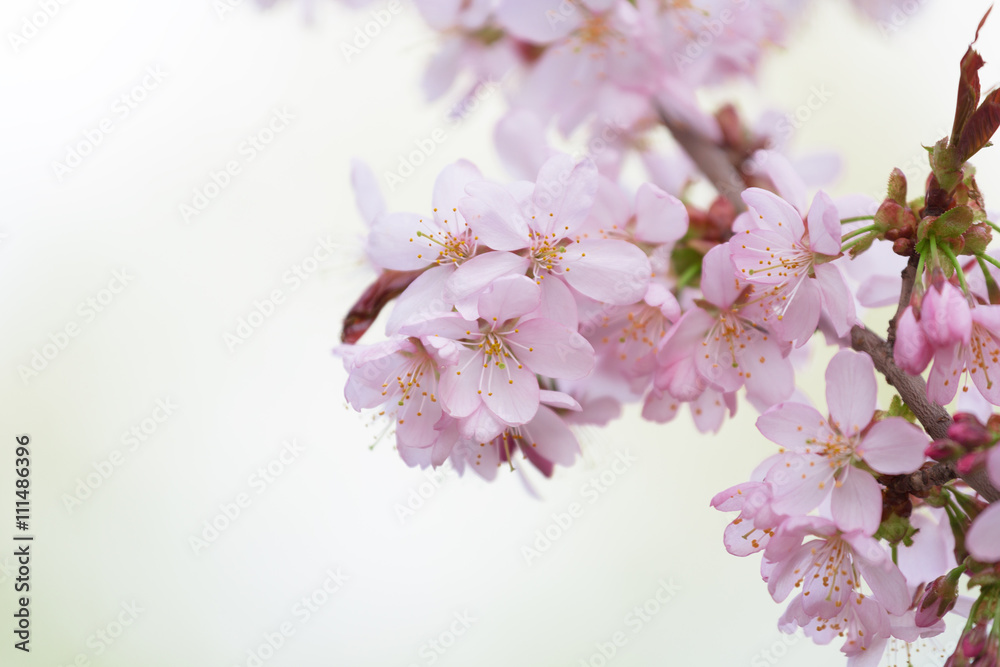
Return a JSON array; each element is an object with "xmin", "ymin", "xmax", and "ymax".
[{"xmin": 758, "ymin": 349, "xmax": 928, "ymax": 533}]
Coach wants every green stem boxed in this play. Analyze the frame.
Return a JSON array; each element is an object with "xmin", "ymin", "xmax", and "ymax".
[
  {"xmin": 841, "ymin": 234, "xmax": 874, "ymax": 254},
  {"xmin": 841, "ymin": 224, "xmax": 879, "ymax": 242},
  {"xmin": 977, "ymin": 255, "xmax": 1000, "ymax": 301},
  {"xmin": 675, "ymin": 262, "xmax": 700, "ymax": 292},
  {"xmin": 986, "ymin": 219, "xmax": 1000, "ymax": 234},
  {"xmin": 939, "ymin": 241, "xmax": 968, "ymax": 292},
  {"xmin": 979, "ymin": 252, "xmax": 1000, "ymax": 272},
  {"xmin": 915, "ymin": 250, "xmax": 926, "ymax": 291},
  {"xmin": 929, "ymin": 234, "xmax": 941, "ymax": 271},
  {"xmin": 841, "ymin": 215, "xmax": 875, "ymax": 224}
]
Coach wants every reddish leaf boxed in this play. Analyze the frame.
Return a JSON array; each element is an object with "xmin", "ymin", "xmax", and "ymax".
[
  {"xmin": 950, "ymin": 6, "xmax": 991, "ymax": 145},
  {"xmin": 952, "ymin": 46, "xmax": 985, "ymax": 145},
  {"xmin": 959, "ymin": 87, "xmax": 1000, "ymax": 162},
  {"xmin": 340, "ymin": 269, "xmax": 424, "ymax": 344}
]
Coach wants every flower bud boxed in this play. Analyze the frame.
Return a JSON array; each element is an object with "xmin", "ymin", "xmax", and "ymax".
[
  {"xmin": 949, "ymin": 413, "xmax": 993, "ymax": 448},
  {"xmin": 961, "ymin": 622, "xmax": 987, "ymax": 659},
  {"xmin": 921, "ymin": 279, "xmax": 972, "ymax": 347},
  {"xmin": 893, "ymin": 237, "xmax": 915, "ymax": 255},
  {"xmin": 926, "ymin": 438, "xmax": 964, "ymax": 461},
  {"xmin": 963, "ymin": 222, "xmax": 992, "ymax": 256},
  {"xmin": 957, "ymin": 450, "xmax": 988, "ymax": 476},
  {"xmin": 915, "ymin": 574, "xmax": 959, "ymax": 627},
  {"xmin": 887, "ymin": 167, "xmax": 907, "ymax": 205},
  {"xmin": 895, "ymin": 306, "xmax": 933, "ymax": 374}
]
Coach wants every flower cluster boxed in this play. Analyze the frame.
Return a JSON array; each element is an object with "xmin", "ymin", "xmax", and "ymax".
[{"xmin": 321, "ymin": 1, "xmax": 1000, "ymax": 664}]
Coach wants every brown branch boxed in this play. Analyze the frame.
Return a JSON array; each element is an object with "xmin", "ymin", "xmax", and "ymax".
[
  {"xmin": 881, "ymin": 461, "xmax": 957, "ymax": 497},
  {"xmin": 655, "ymin": 103, "xmax": 747, "ymax": 212},
  {"xmin": 886, "ymin": 253, "xmax": 919, "ymax": 351},
  {"xmin": 851, "ymin": 325, "xmax": 951, "ymax": 439},
  {"xmin": 851, "ymin": 324, "xmax": 1000, "ymax": 502}
]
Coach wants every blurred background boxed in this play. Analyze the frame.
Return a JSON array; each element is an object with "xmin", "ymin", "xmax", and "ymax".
[{"xmin": 1, "ymin": 0, "xmax": 998, "ymax": 665}]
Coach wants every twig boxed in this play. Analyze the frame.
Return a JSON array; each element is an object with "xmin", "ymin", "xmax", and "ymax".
[
  {"xmin": 654, "ymin": 103, "xmax": 747, "ymax": 212},
  {"xmin": 851, "ymin": 324, "xmax": 1000, "ymax": 502},
  {"xmin": 887, "ymin": 253, "xmax": 919, "ymax": 351}
]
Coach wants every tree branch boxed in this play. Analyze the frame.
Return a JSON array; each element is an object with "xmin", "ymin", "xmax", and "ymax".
[
  {"xmin": 851, "ymin": 324, "xmax": 1000, "ymax": 502},
  {"xmin": 655, "ymin": 103, "xmax": 747, "ymax": 212},
  {"xmin": 851, "ymin": 325, "xmax": 951, "ymax": 438},
  {"xmin": 886, "ymin": 253, "xmax": 919, "ymax": 351}
]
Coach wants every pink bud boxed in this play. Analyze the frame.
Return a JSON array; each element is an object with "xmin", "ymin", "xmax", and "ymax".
[
  {"xmin": 948, "ymin": 413, "xmax": 993, "ymax": 448},
  {"xmin": 895, "ymin": 306, "xmax": 933, "ymax": 374},
  {"xmin": 914, "ymin": 575, "xmax": 958, "ymax": 627},
  {"xmin": 927, "ymin": 439, "xmax": 964, "ymax": 461},
  {"xmin": 961, "ymin": 623, "xmax": 987, "ymax": 658},
  {"xmin": 921, "ymin": 280, "xmax": 972, "ymax": 347},
  {"xmin": 957, "ymin": 450, "xmax": 988, "ymax": 476}
]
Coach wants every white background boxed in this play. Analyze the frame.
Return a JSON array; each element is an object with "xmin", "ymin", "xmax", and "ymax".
[{"xmin": 1, "ymin": 0, "xmax": 998, "ymax": 665}]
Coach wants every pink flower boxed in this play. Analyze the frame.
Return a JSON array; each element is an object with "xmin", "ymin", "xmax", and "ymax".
[
  {"xmin": 642, "ymin": 385, "xmax": 735, "ymax": 434},
  {"xmin": 711, "ymin": 481, "xmax": 782, "ymax": 556},
  {"xmin": 920, "ymin": 279, "xmax": 972, "ymax": 348},
  {"xmin": 765, "ymin": 515, "xmax": 910, "ymax": 620},
  {"xmin": 402, "ymin": 275, "xmax": 595, "ymax": 429},
  {"xmin": 451, "ymin": 154, "xmax": 651, "ymax": 314},
  {"xmin": 366, "ymin": 160, "xmax": 484, "ymax": 273},
  {"xmin": 654, "ymin": 242, "xmax": 793, "ymax": 408},
  {"xmin": 894, "ymin": 305, "xmax": 934, "ymax": 374},
  {"xmin": 966, "ymin": 445, "xmax": 1000, "ymax": 562},
  {"xmin": 342, "ymin": 336, "xmax": 450, "ymax": 454},
  {"xmin": 758, "ymin": 349, "xmax": 928, "ymax": 533},
  {"xmin": 926, "ymin": 304, "xmax": 1000, "ymax": 406},
  {"xmin": 731, "ymin": 188, "xmax": 856, "ymax": 346},
  {"xmin": 444, "ymin": 403, "xmax": 581, "ymax": 480}
]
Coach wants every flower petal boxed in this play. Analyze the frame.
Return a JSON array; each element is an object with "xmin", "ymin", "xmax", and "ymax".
[
  {"xmin": 757, "ymin": 402, "xmax": 825, "ymax": 450},
  {"xmin": 831, "ymin": 468, "xmax": 881, "ymax": 535},
  {"xmin": 481, "ymin": 361, "xmax": 540, "ymax": 425},
  {"xmin": 559, "ymin": 239, "xmax": 651, "ymax": 305},
  {"xmin": 814, "ymin": 263, "xmax": 856, "ymax": 337},
  {"xmin": 858, "ymin": 418, "xmax": 928, "ymax": 474},
  {"xmin": 826, "ymin": 349, "xmax": 876, "ymax": 437},
  {"xmin": 532, "ymin": 155, "xmax": 599, "ymax": 238},
  {"xmin": 366, "ymin": 212, "xmax": 430, "ymax": 270},
  {"xmin": 460, "ymin": 183, "xmax": 530, "ymax": 251},
  {"xmin": 741, "ymin": 187, "xmax": 804, "ymax": 241},
  {"xmin": 476, "ymin": 275, "xmax": 540, "ymax": 324},
  {"xmin": 805, "ymin": 190, "xmax": 842, "ymax": 256},
  {"xmin": 634, "ymin": 182, "xmax": 688, "ymax": 244},
  {"xmin": 507, "ymin": 318, "xmax": 595, "ymax": 379},
  {"xmin": 445, "ymin": 251, "xmax": 531, "ymax": 305},
  {"xmin": 967, "ymin": 502, "xmax": 1000, "ymax": 562},
  {"xmin": 433, "ymin": 159, "xmax": 484, "ymax": 234}
]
